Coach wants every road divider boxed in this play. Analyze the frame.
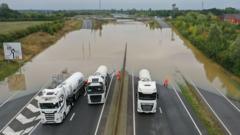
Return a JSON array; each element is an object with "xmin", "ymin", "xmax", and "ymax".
[
  {"xmin": 172, "ymin": 85, "xmax": 202, "ymax": 135},
  {"xmin": 177, "ymin": 77, "xmax": 231, "ymax": 135},
  {"xmin": 131, "ymin": 72, "xmax": 136, "ymax": 135}
]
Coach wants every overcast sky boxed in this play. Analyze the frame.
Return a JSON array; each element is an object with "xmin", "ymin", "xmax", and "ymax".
[{"xmin": 1, "ymin": 0, "xmax": 240, "ymax": 10}]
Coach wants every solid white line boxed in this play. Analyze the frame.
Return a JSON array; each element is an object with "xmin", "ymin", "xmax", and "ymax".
[
  {"xmin": 0, "ymin": 79, "xmax": 50, "ymax": 133},
  {"xmin": 94, "ymin": 73, "xmax": 114, "ymax": 135},
  {"xmin": 0, "ymin": 92, "xmax": 17, "ymax": 108},
  {"xmin": 159, "ymin": 107, "xmax": 163, "ymax": 114},
  {"xmin": 29, "ymin": 121, "xmax": 41, "ymax": 135},
  {"xmin": 22, "ymin": 126, "xmax": 34, "ymax": 134},
  {"xmin": 69, "ymin": 113, "xmax": 75, "ymax": 121},
  {"xmin": 172, "ymin": 85, "xmax": 202, "ymax": 135},
  {"xmin": 190, "ymin": 80, "xmax": 232, "ymax": 135},
  {"xmin": 214, "ymin": 86, "xmax": 240, "ymax": 113},
  {"xmin": 132, "ymin": 72, "xmax": 136, "ymax": 135}
]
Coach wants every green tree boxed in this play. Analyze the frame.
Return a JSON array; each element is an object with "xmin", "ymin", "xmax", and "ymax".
[
  {"xmin": 230, "ymin": 35, "xmax": 240, "ymax": 75},
  {"xmin": 207, "ymin": 24, "xmax": 224, "ymax": 58}
]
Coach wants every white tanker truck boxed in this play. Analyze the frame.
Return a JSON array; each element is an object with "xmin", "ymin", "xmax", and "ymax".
[
  {"xmin": 38, "ymin": 72, "xmax": 85, "ymax": 124},
  {"xmin": 86, "ymin": 65, "xmax": 110, "ymax": 104},
  {"xmin": 137, "ymin": 69, "xmax": 157, "ymax": 113}
]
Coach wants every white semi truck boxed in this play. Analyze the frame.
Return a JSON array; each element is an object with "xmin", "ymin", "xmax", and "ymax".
[
  {"xmin": 86, "ymin": 65, "xmax": 110, "ymax": 104},
  {"xmin": 38, "ymin": 72, "xmax": 85, "ymax": 124},
  {"xmin": 137, "ymin": 69, "xmax": 157, "ymax": 113}
]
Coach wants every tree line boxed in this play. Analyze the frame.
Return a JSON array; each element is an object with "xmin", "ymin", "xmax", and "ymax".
[
  {"xmin": 171, "ymin": 12, "xmax": 240, "ymax": 76},
  {"xmin": 0, "ymin": 20, "xmax": 65, "ymax": 48},
  {"xmin": 0, "ymin": 3, "xmax": 77, "ymax": 21}
]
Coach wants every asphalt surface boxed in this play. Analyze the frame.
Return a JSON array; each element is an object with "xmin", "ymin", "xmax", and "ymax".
[
  {"xmin": 1, "ymin": 73, "xmax": 240, "ymax": 135},
  {"xmin": 131, "ymin": 74, "xmax": 204, "ymax": 135},
  {"xmin": 0, "ymin": 93, "xmax": 36, "ymax": 130},
  {"xmin": 31, "ymin": 75, "xmax": 116, "ymax": 135},
  {"xmin": 198, "ymin": 88, "xmax": 240, "ymax": 135}
]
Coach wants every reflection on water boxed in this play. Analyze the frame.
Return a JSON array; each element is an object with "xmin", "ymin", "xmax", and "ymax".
[
  {"xmin": 183, "ymin": 39, "xmax": 240, "ymax": 100},
  {"xmin": 0, "ymin": 19, "xmax": 240, "ymax": 102}
]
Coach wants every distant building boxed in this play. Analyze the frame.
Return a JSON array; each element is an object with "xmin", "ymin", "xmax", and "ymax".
[{"xmin": 221, "ymin": 14, "xmax": 240, "ymax": 25}]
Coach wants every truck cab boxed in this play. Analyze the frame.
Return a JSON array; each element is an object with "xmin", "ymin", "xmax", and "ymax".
[
  {"xmin": 38, "ymin": 72, "xmax": 85, "ymax": 124},
  {"xmin": 86, "ymin": 65, "xmax": 109, "ymax": 104},
  {"xmin": 137, "ymin": 69, "xmax": 157, "ymax": 113},
  {"xmin": 87, "ymin": 74, "xmax": 107, "ymax": 104},
  {"xmin": 39, "ymin": 88, "xmax": 71, "ymax": 123}
]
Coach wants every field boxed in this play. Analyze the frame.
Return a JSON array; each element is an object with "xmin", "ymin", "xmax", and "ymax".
[
  {"xmin": 0, "ymin": 21, "xmax": 50, "ymax": 34},
  {"xmin": 0, "ymin": 20, "xmax": 82, "ymax": 80}
]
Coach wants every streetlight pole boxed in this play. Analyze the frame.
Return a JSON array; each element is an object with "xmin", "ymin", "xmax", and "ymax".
[{"xmin": 99, "ymin": 0, "xmax": 101, "ymax": 10}]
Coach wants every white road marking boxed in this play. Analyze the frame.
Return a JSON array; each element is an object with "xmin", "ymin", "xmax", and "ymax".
[
  {"xmin": 0, "ymin": 92, "xmax": 17, "ymax": 108},
  {"xmin": 22, "ymin": 126, "xmax": 34, "ymax": 134},
  {"xmin": 84, "ymin": 90, "xmax": 87, "ymax": 97},
  {"xmin": 26, "ymin": 104, "xmax": 40, "ymax": 113},
  {"xmin": 34, "ymin": 96, "xmax": 41, "ymax": 101},
  {"xmin": 0, "ymin": 79, "xmax": 50, "ymax": 133},
  {"xmin": 213, "ymin": 86, "xmax": 240, "ymax": 113},
  {"xmin": 2, "ymin": 126, "xmax": 23, "ymax": 135},
  {"xmin": 16, "ymin": 114, "xmax": 36, "ymax": 125},
  {"xmin": 190, "ymin": 80, "xmax": 232, "ymax": 135},
  {"xmin": 29, "ymin": 121, "xmax": 41, "ymax": 135},
  {"xmin": 172, "ymin": 85, "xmax": 202, "ymax": 135},
  {"xmin": 94, "ymin": 73, "xmax": 114, "ymax": 135},
  {"xmin": 69, "ymin": 113, "xmax": 75, "ymax": 121},
  {"xmin": 132, "ymin": 72, "xmax": 136, "ymax": 135},
  {"xmin": 35, "ymin": 115, "xmax": 42, "ymax": 120},
  {"xmin": 159, "ymin": 107, "xmax": 163, "ymax": 114}
]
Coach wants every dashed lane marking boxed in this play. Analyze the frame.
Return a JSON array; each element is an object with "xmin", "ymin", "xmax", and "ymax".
[
  {"xmin": 69, "ymin": 113, "xmax": 75, "ymax": 121},
  {"xmin": 159, "ymin": 107, "xmax": 163, "ymax": 114}
]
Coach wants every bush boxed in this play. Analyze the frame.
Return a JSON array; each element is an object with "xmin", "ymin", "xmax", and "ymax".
[{"xmin": 0, "ymin": 20, "xmax": 65, "ymax": 48}]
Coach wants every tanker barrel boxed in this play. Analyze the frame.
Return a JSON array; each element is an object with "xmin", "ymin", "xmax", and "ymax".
[
  {"xmin": 139, "ymin": 69, "xmax": 151, "ymax": 81},
  {"xmin": 95, "ymin": 65, "xmax": 108, "ymax": 77}
]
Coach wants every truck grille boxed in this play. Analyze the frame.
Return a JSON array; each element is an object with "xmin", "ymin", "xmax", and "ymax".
[
  {"xmin": 90, "ymin": 95, "xmax": 102, "ymax": 103},
  {"xmin": 45, "ymin": 113, "xmax": 55, "ymax": 121},
  {"xmin": 141, "ymin": 104, "xmax": 153, "ymax": 111}
]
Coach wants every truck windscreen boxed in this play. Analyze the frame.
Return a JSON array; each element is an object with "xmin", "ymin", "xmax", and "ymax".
[
  {"xmin": 138, "ymin": 92, "xmax": 157, "ymax": 100},
  {"xmin": 39, "ymin": 103, "xmax": 59, "ymax": 109},
  {"xmin": 87, "ymin": 85, "xmax": 104, "ymax": 94}
]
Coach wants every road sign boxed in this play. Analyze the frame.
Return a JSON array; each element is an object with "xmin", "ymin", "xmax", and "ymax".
[{"xmin": 3, "ymin": 42, "xmax": 22, "ymax": 60}]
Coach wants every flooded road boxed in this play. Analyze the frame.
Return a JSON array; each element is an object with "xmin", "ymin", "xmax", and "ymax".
[{"xmin": 0, "ymin": 19, "xmax": 240, "ymax": 103}]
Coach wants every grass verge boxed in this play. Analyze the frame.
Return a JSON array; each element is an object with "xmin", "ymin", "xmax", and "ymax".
[
  {"xmin": 179, "ymin": 83, "xmax": 224, "ymax": 135},
  {"xmin": 0, "ymin": 20, "xmax": 82, "ymax": 81}
]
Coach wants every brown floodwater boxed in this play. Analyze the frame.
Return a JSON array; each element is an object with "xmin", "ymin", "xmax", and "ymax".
[{"xmin": 0, "ymin": 19, "xmax": 240, "ymax": 103}]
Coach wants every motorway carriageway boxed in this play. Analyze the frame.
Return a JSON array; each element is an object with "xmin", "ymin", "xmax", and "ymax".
[{"xmin": 1, "ymin": 71, "xmax": 240, "ymax": 135}]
